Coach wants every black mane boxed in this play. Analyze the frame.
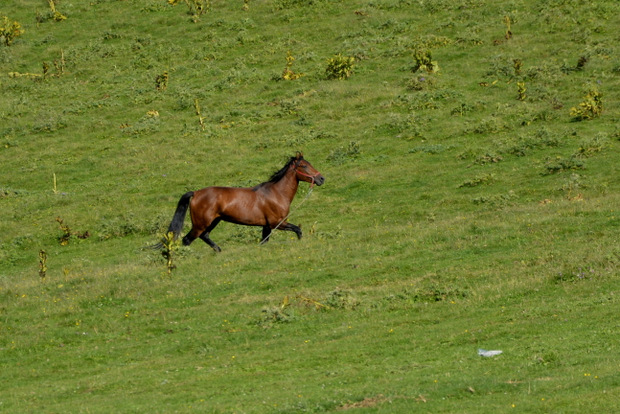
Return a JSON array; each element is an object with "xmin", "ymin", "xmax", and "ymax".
[
  {"xmin": 253, "ymin": 155, "xmax": 300, "ymax": 190},
  {"xmin": 268, "ymin": 155, "xmax": 299, "ymax": 183}
]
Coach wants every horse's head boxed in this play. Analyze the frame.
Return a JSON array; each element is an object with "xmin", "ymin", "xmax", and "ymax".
[{"xmin": 293, "ymin": 153, "xmax": 325, "ymax": 186}]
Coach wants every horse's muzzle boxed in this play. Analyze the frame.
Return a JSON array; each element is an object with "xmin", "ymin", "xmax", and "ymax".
[{"xmin": 315, "ymin": 175, "xmax": 325, "ymax": 186}]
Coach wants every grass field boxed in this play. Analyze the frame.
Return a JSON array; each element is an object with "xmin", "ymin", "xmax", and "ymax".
[{"xmin": 1, "ymin": 0, "xmax": 619, "ymax": 412}]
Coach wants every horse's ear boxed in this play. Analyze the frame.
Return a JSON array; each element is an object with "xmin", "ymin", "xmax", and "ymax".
[{"xmin": 295, "ymin": 151, "xmax": 304, "ymax": 160}]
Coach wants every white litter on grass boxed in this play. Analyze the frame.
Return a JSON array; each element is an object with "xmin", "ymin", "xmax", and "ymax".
[{"xmin": 478, "ymin": 349, "xmax": 503, "ymax": 357}]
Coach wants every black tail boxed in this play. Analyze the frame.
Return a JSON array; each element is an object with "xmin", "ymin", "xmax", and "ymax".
[
  {"xmin": 147, "ymin": 191, "xmax": 194, "ymax": 251},
  {"xmin": 167, "ymin": 191, "xmax": 194, "ymax": 239}
]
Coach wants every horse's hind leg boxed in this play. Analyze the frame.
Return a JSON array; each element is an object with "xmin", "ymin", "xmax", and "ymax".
[
  {"xmin": 280, "ymin": 222, "xmax": 302, "ymax": 239},
  {"xmin": 198, "ymin": 218, "xmax": 222, "ymax": 252},
  {"xmin": 199, "ymin": 231, "xmax": 221, "ymax": 252},
  {"xmin": 182, "ymin": 228, "xmax": 203, "ymax": 246}
]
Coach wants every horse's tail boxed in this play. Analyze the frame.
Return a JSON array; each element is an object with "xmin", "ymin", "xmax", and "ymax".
[
  {"xmin": 148, "ymin": 191, "xmax": 194, "ymax": 250},
  {"xmin": 167, "ymin": 191, "xmax": 194, "ymax": 239}
]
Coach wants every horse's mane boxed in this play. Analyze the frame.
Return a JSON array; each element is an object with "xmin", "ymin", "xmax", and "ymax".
[
  {"xmin": 253, "ymin": 154, "xmax": 300, "ymax": 189},
  {"xmin": 268, "ymin": 155, "xmax": 299, "ymax": 183}
]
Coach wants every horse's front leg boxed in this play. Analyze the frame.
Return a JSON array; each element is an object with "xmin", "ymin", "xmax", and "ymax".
[
  {"xmin": 260, "ymin": 225, "xmax": 271, "ymax": 244},
  {"xmin": 280, "ymin": 222, "xmax": 302, "ymax": 239}
]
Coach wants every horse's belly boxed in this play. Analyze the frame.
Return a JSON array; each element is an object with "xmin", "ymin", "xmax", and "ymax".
[
  {"xmin": 195, "ymin": 187, "xmax": 287, "ymax": 227},
  {"xmin": 219, "ymin": 193, "xmax": 269, "ymax": 226}
]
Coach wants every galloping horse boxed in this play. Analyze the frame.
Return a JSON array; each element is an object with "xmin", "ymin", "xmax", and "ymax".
[{"xmin": 164, "ymin": 153, "xmax": 324, "ymax": 252}]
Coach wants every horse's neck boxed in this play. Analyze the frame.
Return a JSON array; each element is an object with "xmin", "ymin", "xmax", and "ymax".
[{"xmin": 271, "ymin": 169, "xmax": 299, "ymax": 203}]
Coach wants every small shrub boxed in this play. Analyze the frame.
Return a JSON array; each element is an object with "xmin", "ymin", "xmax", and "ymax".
[
  {"xmin": 160, "ymin": 232, "xmax": 179, "ymax": 275},
  {"xmin": 560, "ymin": 173, "xmax": 588, "ymax": 196},
  {"xmin": 47, "ymin": 0, "xmax": 67, "ymax": 21},
  {"xmin": 406, "ymin": 75, "xmax": 435, "ymax": 91},
  {"xmin": 513, "ymin": 59, "xmax": 523, "ymax": 75},
  {"xmin": 535, "ymin": 350, "xmax": 560, "ymax": 366},
  {"xmin": 574, "ymin": 134, "xmax": 607, "ymax": 158},
  {"xmin": 472, "ymin": 191, "xmax": 517, "ymax": 208},
  {"xmin": 325, "ymin": 54, "xmax": 354, "ymax": 80},
  {"xmin": 544, "ymin": 156, "xmax": 585, "ymax": 175},
  {"xmin": 324, "ymin": 289, "xmax": 359, "ymax": 310},
  {"xmin": 503, "ymin": 15, "xmax": 513, "ymax": 39},
  {"xmin": 327, "ymin": 141, "xmax": 360, "ymax": 165},
  {"xmin": 455, "ymin": 29, "xmax": 484, "ymax": 46},
  {"xmin": 168, "ymin": 0, "xmax": 211, "ymax": 22},
  {"xmin": 313, "ymin": 224, "xmax": 343, "ymax": 240},
  {"xmin": 486, "ymin": 55, "xmax": 514, "ymax": 78},
  {"xmin": 122, "ymin": 111, "xmax": 161, "ymax": 136},
  {"xmin": 570, "ymin": 89, "xmax": 602, "ymax": 121},
  {"xmin": 451, "ymin": 102, "xmax": 476, "ymax": 117},
  {"xmin": 474, "ymin": 153, "xmax": 503, "ymax": 165},
  {"xmin": 39, "ymin": 250, "xmax": 48, "ymax": 280},
  {"xmin": 517, "ymin": 82, "xmax": 526, "ymax": 101},
  {"xmin": 281, "ymin": 51, "xmax": 304, "ymax": 80},
  {"xmin": 468, "ymin": 117, "xmax": 506, "ymax": 134},
  {"xmin": 553, "ymin": 266, "xmax": 599, "ymax": 283},
  {"xmin": 458, "ymin": 174, "xmax": 495, "ymax": 188},
  {"xmin": 273, "ymin": 0, "xmax": 328, "ymax": 9},
  {"xmin": 56, "ymin": 217, "xmax": 90, "ymax": 246},
  {"xmin": 258, "ymin": 306, "xmax": 294, "ymax": 326},
  {"xmin": 411, "ymin": 49, "xmax": 438, "ymax": 73},
  {"xmin": 257, "ymin": 297, "xmax": 296, "ymax": 327},
  {"xmin": 409, "ymin": 144, "xmax": 448, "ymax": 155},
  {"xmin": 155, "ymin": 71, "xmax": 168, "ymax": 90},
  {"xmin": 576, "ymin": 55, "xmax": 588, "ymax": 71},
  {"xmin": 412, "ymin": 285, "xmax": 467, "ymax": 303},
  {"xmin": 32, "ymin": 115, "xmax": 68, "ymax": 134},
  {"xmin": 0, "ymin": 187, "xmax": 24, "ymax": 198},
  {"xmin": 0, "ymin": 16, "xmax": 25, "ymax": 46}
]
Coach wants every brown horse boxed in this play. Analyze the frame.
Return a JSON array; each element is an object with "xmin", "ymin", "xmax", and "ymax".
[{"xmin": 164, "ymin": 153, "xmax": 324, "ymax": 252}]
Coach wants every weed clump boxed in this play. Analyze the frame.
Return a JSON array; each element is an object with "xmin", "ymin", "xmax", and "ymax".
[
  {"xmin": 56, "ymin": 217, "xmax": 90, "ymax": 246},
  {"xmin": 155, "ymin": 71, "xmax": 169, "ymax": 90},
  {"xmin": 168, "ymin": 0, "xmax": 210, "ymax": 22},
  {"xmin": 160, "ymin": 231, "xmax": 178, "ymax": 275},
  {"xmin": 324, "ymin": 289, "xmax": 359, "ymax": 310},
  {"xmin": 0, "ymin": 16, "xmax": 24, "ymax": 46},
  {"xmin": 122, "ymin": 111, "xmax": 161, "ymax": 136},
  {"xmin": 472, "ymin": 191, "xmax": 517, "ymax": 208},
  {"xmin": 553, "ymin": 266, "xmax": 600, "ymax": 283},
  {"xmin": 458, "ymin": 174, "xmax": 495, "ymax": 188},
  {"xmin": 406, "ymin": 75, "xmax": 436, "ymax": 91},
  {"xmin": 281, "ymin": 51, "xmax": 304, "ymax": 80},
  {"xmin": 259, "ymin": 306, "xmax": 294, "ymax": 326},
  {"xmin": 559, "ymin": 173, "xmax": 587, "ymax": 198},
  {"xmin": 38, "ymin": 250, "xmax": 48, "ymax": 280},
  {"xmin": 517, "ymin": 82, "xmax": 526, "ymax": 101},
  {"xmin": 574, "ymin": 134, "xmax": 607, "ymax": 158},
  {"xmin": 411, "ymin": 50, "xmax": 438, "ymax": 73},
  {"xmin": 325, "ymin": 54, "xmax": 355, "ymax": 80},
  {"xmin": 47, "ymin": 0, "xmax": 67, "ymax": 22},
  {"xmin": 327, "ymin": 141, "xmax": 360, "ymax": 165},
  {"xmin": 412, "ymin": 285, "xmax": 467, "ymax": 303},
  {"xmin": 257, "ymin": 296, "xmax": 296, "ymax": 328},
  {"xmin": 544, "ymin": 156, "xmax": 585, "ymax": 175},
  {"xmin": 570, "ymin": 89, "xmax": 602, "ymax": 121}
]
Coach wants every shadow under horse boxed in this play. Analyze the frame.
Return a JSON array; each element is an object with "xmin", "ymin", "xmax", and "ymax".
[{"xmin": 163, "ymin": 153, "xmax": 325, "ymax": 252}]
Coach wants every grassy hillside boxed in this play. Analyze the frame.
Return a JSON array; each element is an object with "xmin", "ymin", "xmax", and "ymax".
[{"xmin": 1, "ymin": 0, "xmax": 619, "ymax": 412}]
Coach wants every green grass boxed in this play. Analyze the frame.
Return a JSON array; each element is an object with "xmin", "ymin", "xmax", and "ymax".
[{"xmin": 1, "ymin": 0, "xmax": 619, "ymax": 412}]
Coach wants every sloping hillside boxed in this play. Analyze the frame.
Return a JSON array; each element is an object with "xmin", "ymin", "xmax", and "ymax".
[{"xmin": 1, "ymin": 1, "xmax": 618, "ymax": 412}]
